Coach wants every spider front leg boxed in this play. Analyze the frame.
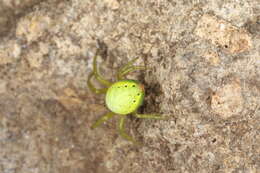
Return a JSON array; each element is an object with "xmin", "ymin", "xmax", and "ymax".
[
  {"xmin": 118, "ymin": 116, "xmax": 139, "ymax": 144},
  {"xmin": 91, "ymin": 111, "xmax": 115, "ymax": 129},
  {"xmin": 87, "ymin": 72, "xmax": 107, "ymax": 94},
  {"xmin": 92, "ymin": 50, "xmax": 112, "ymax": 86},
  {"xmin": 117, "ymin": 57, "xmax": 146, "ymax": 80},
  {"xmin": 118, "ymin": 57, "xmax": 139, "ymax": 74},
  {"xmin": 87, "ymin": 50, "xmax": 112, "ymax": 94}
]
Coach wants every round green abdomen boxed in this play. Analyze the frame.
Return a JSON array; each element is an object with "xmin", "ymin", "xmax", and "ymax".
[{"xmin": 105, "ymin": 80, "xmax": 145, "ymax": 115}]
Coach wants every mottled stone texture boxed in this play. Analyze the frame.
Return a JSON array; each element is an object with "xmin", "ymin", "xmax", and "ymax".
[{"xmin": 0, "ymin": 0, "xmax": 259, "ymax": 173}]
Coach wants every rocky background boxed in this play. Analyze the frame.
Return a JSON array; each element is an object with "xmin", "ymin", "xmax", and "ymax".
[{"xmin": 0, "ymin": 0, "xmax": 259, "ymax": 173}]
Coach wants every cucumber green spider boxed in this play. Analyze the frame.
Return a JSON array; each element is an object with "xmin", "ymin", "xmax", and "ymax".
[{"xmin": 88, "ymin": 49, "xmax": 165, "ymax": 144}]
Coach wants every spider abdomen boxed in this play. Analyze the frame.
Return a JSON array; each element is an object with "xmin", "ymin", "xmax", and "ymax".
[{"xmin": 105, "ymin": 80, "xmax": 145, "ymax": 115}]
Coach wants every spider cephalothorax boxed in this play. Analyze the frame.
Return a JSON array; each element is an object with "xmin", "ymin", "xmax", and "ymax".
[{"xmin": 88, "ymin": 49, "xmax": 164, "ymax": 143}]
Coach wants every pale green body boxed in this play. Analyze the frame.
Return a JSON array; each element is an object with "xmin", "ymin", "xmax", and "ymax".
[
  {"xmin": 87, "ymin": 49, "xmax": 164, "ymax": 144},
  {"xmin": 106, "ymin": 80, "xmax": 144, "ymax": 115}
]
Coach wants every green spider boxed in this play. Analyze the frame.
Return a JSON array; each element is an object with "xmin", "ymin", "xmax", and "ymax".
[{"xmin": 87, "ymin": 49, "xmax": 164, "ymax": 144}]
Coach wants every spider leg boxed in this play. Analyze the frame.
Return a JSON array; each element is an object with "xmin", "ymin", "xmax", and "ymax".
[
  {"xmin": 117, "ymin": 57, "xmax": 146, "ymax": 80},
  {"xmin": 118, "ymin": 116, "xmax": 138, "ymax": 144},
  {"xmin": 133, "ymin": 112, "xmax": 166, "ymax": 120},
  {"xmin": 92, "ymin": 49, "xmax": 112, "ymax": 87},
  {"xmin": 91, "ymin": 111, "xmax": 115, "ymax": 129},
  {"xmin": 117, "ymin": 65, "xmax": 146, "ymax": 80},
  {"xmin": 87, "ymin": 72, "xmax": 107, "ymax": 94},
  {"xmin": 118, "ymin": 57, "xmax": 139, "ymax": 74}
]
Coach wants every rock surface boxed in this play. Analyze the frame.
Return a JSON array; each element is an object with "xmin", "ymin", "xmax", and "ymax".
[{"xmin": 0, "ymin": 0, "xmax": 259, "ymax": 173}]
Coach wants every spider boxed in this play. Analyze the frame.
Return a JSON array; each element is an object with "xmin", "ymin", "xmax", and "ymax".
[{"xmin": 88, "ymin": 49, "xmax": 165, "ymax": 144}]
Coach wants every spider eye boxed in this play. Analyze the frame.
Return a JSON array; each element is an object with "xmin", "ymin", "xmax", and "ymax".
[
  {"xmin": 125, "ymin": 85, "xmax": 127, "ymax": 87},
  {"xmin": 132, "ymin": 85, "xmax": 136, "ymax": 87}
]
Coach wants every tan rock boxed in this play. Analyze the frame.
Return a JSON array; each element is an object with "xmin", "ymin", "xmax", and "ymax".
[
  {"xmin": 58, "ymin": 88, "xmax": 83, "ymax": 110},
  {"xmin": 202, "ymin": 50, "xmax": 220, "ymax": 65},
  {"xmin": 104, "ymin": 0, "xmax": 120, "ymax": 10},
  {"xmin": 16, "ymin": 14, "xmax": 52, "ymax": 42},
  {"xmin": 0, "ymin": 80, "xmax": 7, "ymax": 93},
  {"xmin": 0, "ymin": 41, "xmax": 21, "ymax": 65},
  {"xmin": 195, "ymin": 14, "xmax": 252, "ymax": 54},
  {"xmin": 211, "ymin": 80, "xmax": 243, "ymax": 118}
]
